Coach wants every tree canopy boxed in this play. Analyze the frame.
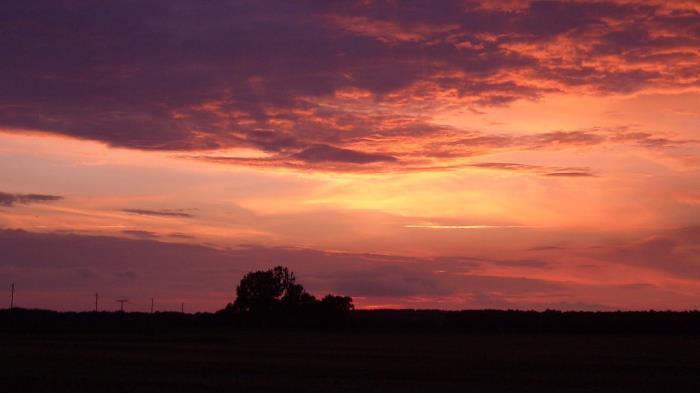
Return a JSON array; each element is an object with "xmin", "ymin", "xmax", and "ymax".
[{"xmin": 224, "ymin": 266, "xmax": 353, "ymax": 325}]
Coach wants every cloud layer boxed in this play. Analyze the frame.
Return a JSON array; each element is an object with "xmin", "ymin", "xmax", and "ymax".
[
  {"xmin": 2, "ymin": 227, "xmax": 699, "ymax": 311},
  {"xmin": 1, "ymin": 1, "xmax": 698, "ymax": 171},
  {"xmin": 0, "ymin": 229, "xmax": 557, "ymax": 310}
]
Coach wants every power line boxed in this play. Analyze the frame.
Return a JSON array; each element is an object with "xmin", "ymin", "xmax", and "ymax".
[{"xmin": 116, "ymin": 299, "xmax": 128, "ymax": 312}]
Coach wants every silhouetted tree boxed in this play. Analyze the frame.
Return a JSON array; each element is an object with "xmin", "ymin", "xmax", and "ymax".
[
  {"xmin": 223, "ymin": 266, "xmax": 354, "ymax": 328},
  {"xmin": 320, "ymin": 295, "xmax": 354, "ymax": 313},
  {"xmin": 230, "ymin": 266, "xmax": 309, "ymax": 313},
  {"xmin": 282, "ymin": 281, "xmax": 317, "ymax": 308}
]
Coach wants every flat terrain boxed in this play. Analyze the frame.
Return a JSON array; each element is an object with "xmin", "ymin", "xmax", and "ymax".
[{"xmin": 2, "ymin": 332, "xmax": 700, "ymax": 392}]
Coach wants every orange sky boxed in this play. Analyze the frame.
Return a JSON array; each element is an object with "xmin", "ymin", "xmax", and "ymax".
[{"xmin": 0, "ymin": 0, "xmax": 698, "ymax": 311}]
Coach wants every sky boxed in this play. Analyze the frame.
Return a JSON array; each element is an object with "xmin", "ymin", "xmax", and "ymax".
[{"xmin": 1, "ymin": 0, "xmax": 699, "ymax": 312}]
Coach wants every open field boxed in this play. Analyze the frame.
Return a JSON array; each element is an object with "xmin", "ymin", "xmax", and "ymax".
[{"xmin": 3, "ymin": 331, "xmax": 700, "ymax": 392}]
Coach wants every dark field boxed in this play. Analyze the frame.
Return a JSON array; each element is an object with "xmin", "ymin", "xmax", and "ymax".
[{"xmin": 3, "ymin": 331, "xmax": 700, "ymax": 392}]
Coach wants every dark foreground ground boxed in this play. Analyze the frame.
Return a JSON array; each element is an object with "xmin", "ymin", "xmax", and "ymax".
[{"xmin": 3, "ymin": 330, "xmax": 700, "ymax": 393}]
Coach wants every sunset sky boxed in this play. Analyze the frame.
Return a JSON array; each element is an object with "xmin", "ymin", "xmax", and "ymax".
[{"xmin": 1, "ymin": 0, "xmax": 699, "ymax": 312}]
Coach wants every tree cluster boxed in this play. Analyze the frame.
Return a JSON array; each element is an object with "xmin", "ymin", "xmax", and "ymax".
[{"xmin": 222, "ymin": 266, "xmax": 353, "ymax": 327}]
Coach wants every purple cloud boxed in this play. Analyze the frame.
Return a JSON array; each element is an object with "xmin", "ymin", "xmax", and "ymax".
[
  {"xmin": 121, "ymin": 230, "xmax": 159, "ymax": 238},
  {"xmin": 0, "ymin": 1, "xmax": 697, "ymax": 171},
  {"xmin": 122, "ymin": 209, "xmax": 194, "ymax": 218},
  {"xmin": 0, "ymin": 229, "xmax": 560, "ymax": 310},
  {"xmin": 0, "ymin": 191, "xmax": 62, "ymax": 207},
  {"xmin": 3, "ymin": 227, "xmax": 699, "ymax": 310},
  {"xmin": 293, "ymin": 144, "xmax": 397, "ymax": 164}
]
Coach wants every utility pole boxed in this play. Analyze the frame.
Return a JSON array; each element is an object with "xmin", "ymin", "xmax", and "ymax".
[
  {"xmin": 95, "ymin": 292, "xmax": 99, "ymax": 312},
  {"xmin": 181, "ymin": 302, "xmax": 184, "ymax": 314},
  {"xmin": 150, "ymin": 298, "xmax": 154, "ymax": 313},
  {"xmin": 116, "ymin": 299, "xmax": 128, "ymax": 312},
  {"xmin": 10, "ymin": 283, "xmax": 14, "ymax": 310}
]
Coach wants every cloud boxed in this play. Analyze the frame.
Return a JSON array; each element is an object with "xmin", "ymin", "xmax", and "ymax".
[
  {"xmin": 293, "ymin": 144, "xmax": 397, "ymax": 164},
  {"xmin": 0, "ymin": 1, "xmax": 698, "ymax": 171},
  {"xmin": 404, "ymin": 224, "xmax": 531, "ymax": 229},
  {"xmin": 469, "ymin": 162, "xmax": 596, "ymax": 177},
  {"xmin": 195, "ymin": 125, "xmax": 690, "ymax": 172},
  {"xmin": 121, "ymin": 230, "xmax": 159, "ymax": 238},
  {"xmin": 2, "ymin": 227, "xmax": 700, "ymax": 310},
  {"xmin": 0, "ymin": 191, "xmax": 62, "ymax": 207},
  {"xmin": 113, "ymin": 271, "xmax": 137, "ymax": 280},
  {"xmin": 527, "ymin": 131, "xmax": 607, "ymax": 147},
  {"xmin": 469, "ymin": 162, "xmax": 537, "ymax": 171},
  {"xmin": 316, "ymin": 266, "xmax": 450, "ymax": 298},
  {"xmin": 610, "ymin": 132, "xmax": 698, "ymax": 148},
  {"xmin": 491, "ymin": 259, "xmax": 552, "ymax": 268},
  {"xmin": 584, "ymin": 226, "xmax": 700, "ymax": 278},
  {"xmin": 168, "ymin": 232, "xmax": 196, "ymax": 239},
  {"xmin": 122, "ymin": 209, "xmax": 194, "ymax": 218},
  {"xmin": 544, "ymin": 172, "xmax": 596, "ymax": 177},
  {"xmin": 458, "ymin": 129, "xmax": 696, "ymax": 153},
  {"xmin": 0, "ymin": 228, "xmax": 561, "ymax": 310}
]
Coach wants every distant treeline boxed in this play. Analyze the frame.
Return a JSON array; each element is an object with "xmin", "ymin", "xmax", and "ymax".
[
  {"xmin": 3, "ymin": 308, "xmax": 700, "ymax": 335},
  {"xmin": 5, "ymin": 267, "xmax": 699, "ymax": 336}
]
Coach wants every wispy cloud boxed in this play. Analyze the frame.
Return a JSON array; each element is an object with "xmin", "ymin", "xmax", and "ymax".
[
  {"xmin": 544, "ymin": 172, "xmax": 596, "ymax": 178},
  {"xmin": 0, "ymin": 191, "xmax": 62, "ymax": 207},
  {"xmin": 121, "ymin": 230, "xmax": 159, "ymax": 238},
  {"xmin": 469, "ymin": 162, "xmax": 597, "ymax": 178},
  {"xmin": 404, "ymin": 224, "xmax": 532, "ymax": 229},
  {"xmin": 122, "ymin": 209, "xmax": 194, "ymax": 218}
]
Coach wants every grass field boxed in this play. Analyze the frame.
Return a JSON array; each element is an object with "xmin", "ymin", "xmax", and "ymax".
[{"xmin": 3, "ymin": 331, "xmax": 700, "ymax": 392}]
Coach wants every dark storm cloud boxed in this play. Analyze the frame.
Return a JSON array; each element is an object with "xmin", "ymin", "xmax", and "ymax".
[
  {"xmin": 0, "ymin": 191, "xmax": 63, "ymax": 207},
  {"xmin": 0, "ymin": 1, "xmax": 698, "ymax": 169}
]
